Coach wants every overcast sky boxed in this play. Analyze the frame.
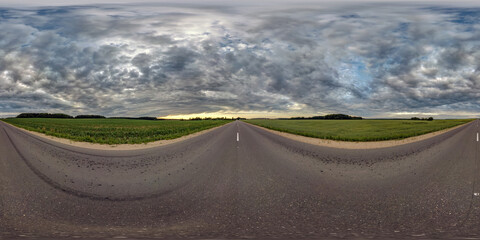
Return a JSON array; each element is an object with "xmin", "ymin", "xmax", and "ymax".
[{"xmin": 1, "ymin": 1, "xmax": 480, "ymax": 118}]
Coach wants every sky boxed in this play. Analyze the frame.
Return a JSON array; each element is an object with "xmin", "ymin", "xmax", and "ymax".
[{"xmin": 1, "ymin": 1, "xmax": 480, "ymax": 119}]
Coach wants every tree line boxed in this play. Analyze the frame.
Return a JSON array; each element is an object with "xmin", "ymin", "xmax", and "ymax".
[
  {"xmin": 410, "ymin": 117, "xmax": 434, "ymax": 121},
  {"xmin": 290, "ymin": 114, "xmax": 363, "ymax": 120},
  {"xmin": 186, "ymin": 117, "xmax": 241, "ymax": 121},
  {"xmin": 16, "ymin": 113, "xmax": 74, "ymax": 118},
  {"xmin": 16, "ymin": 113, "xmax": 128, "ymax": 119},
  {"xmin": 15, "ymin": 113, "xmax": 234, "ymax": 120}
]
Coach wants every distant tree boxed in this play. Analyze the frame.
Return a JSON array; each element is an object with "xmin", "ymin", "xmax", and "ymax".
[
  {"xmin": 411, "ymin": 117, "xmax": 420, "ymax": 120},
  {"xmin": 427, "ymin": 117, "xmax": 434, "ymax": 121}
]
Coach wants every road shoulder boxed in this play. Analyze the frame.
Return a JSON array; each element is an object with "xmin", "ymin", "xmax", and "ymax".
[
  {"xmin": 244, "ymin": 121, "xmax": 471, "ymax": 149},
  {"xmin": 0, "ymin": 121, "xmax": 229, "ymax": 151}
]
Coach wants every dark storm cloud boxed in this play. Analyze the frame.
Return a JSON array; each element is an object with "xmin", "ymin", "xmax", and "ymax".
[{"xmin": 1, "ymin": 2, "xmax": 480, "ymax": 118}]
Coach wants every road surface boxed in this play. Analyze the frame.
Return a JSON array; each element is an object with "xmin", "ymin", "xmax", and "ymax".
[{"xmin": 1, "ymin": 120, "xmax": 479, "ymax": 239}]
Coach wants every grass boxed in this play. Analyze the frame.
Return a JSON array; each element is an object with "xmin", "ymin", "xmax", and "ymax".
[
  {"xmin": 244, "ymin": 119, "xmax": 474, "ymax": 141},
  {"xmin": 2, "ymin": 118, "xmax": 231, "ymax": 144}
]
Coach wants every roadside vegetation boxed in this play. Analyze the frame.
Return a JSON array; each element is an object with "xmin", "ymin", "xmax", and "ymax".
[
  {"xmin": 2, "ymin": 118, "xmax": 231, "ymax": 144},
  {"xmin": 244, "ymin": 119, "xmax": 473, "ymax": 141}
]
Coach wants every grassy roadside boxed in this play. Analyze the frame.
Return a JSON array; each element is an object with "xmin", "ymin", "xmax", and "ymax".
[
  {"xmin": 2, "ymin": 118, "xmax": 231, "ymax": 144},
  {"xmin": 244, "ymin": 119, "xmax": 474, "ymax": 141}
]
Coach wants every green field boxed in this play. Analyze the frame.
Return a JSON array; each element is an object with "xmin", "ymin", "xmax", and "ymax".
[
  {"xmin": 245, "ymin": 119, "xmax": 474, "ymax": 141},
  {"xmin": 2, "ymin": 118, "xmax": 231, "ymax": 144}
]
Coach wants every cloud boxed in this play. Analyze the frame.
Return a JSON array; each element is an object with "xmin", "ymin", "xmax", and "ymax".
[{"xmin": 0, "ymin": 2, "xmax": 479, "ymax": 118}]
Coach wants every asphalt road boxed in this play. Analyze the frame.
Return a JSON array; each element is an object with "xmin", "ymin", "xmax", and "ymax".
[{"xmin": 1, "ymin": 120, "xmax": 479, "ymax": 239}]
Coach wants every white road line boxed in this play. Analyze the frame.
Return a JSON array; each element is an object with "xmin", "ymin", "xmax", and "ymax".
[
  {"xmin": 477, "ymin": 132, "xmax": 479, "ymax": 142},
  {"xmin": 474, "ymin": 193, "xmax": 480, "ymax": 196},
  {"xmin": 237, "ymin": 132, "xmax": 239, "ymax": 142}
]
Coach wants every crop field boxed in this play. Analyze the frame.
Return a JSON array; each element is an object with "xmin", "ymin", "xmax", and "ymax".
[
  {"xmin": 2, "ymin": 118, "xmax": 231, "ymax": 144},
  {"xmin": 245, "ymin": 119, "xmax": 473, "ymax": 141}
]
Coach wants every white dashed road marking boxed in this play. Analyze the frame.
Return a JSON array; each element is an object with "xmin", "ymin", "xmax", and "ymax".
[{"xmin": 237, "ymin": 132, "xmax": 239, "ymax": 142}]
